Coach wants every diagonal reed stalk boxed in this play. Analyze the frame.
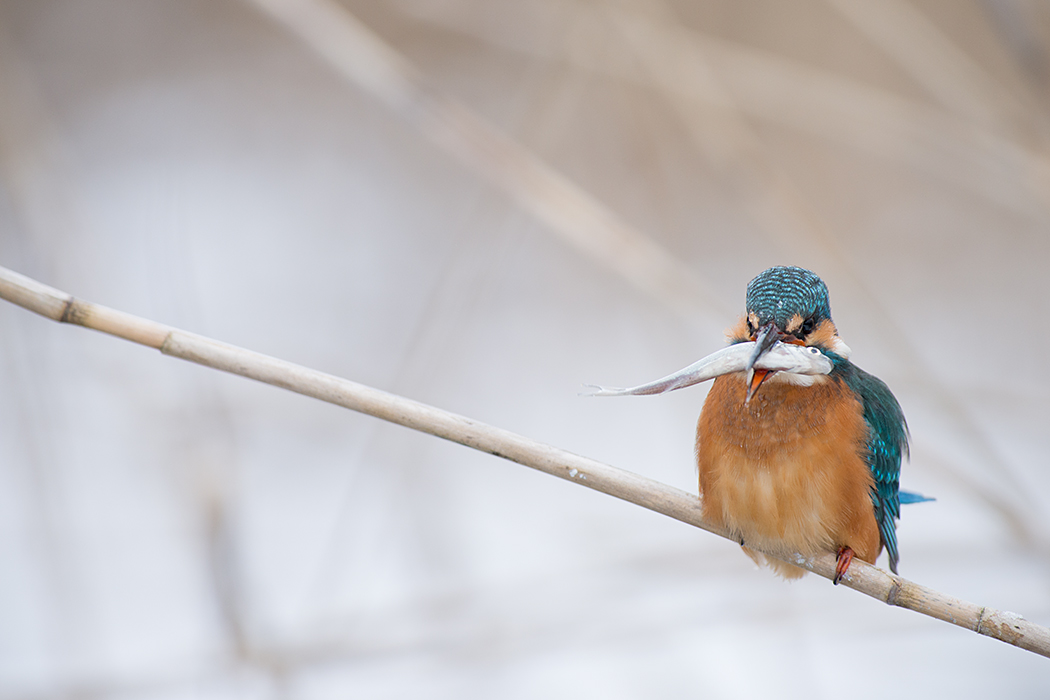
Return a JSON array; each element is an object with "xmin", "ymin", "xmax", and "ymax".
[{"xmin": 1, "ymin": 264, "xmax": 1048, "ymax": 659}]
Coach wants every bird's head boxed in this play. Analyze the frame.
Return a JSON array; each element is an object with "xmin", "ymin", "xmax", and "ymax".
[{"xmin": 741, "ymin": 266, "xmax": 848, "ymax": 402}]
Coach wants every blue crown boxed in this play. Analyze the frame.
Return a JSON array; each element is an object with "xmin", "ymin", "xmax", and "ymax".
[{"xmin": 745, "ymin": 266, "xmax": 831, "ymax": 328}]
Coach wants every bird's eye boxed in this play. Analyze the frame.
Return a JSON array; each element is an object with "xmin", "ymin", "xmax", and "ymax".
[
  {"xmin": 746, "ymin": 319, "xmax": 755, "ymax": 335},
  {"xmin": 800, "ymin": 317, "xmax": 815, "ymax": 336}
]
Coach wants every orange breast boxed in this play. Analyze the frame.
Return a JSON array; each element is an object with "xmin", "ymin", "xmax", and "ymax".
[{"xmin": 696, "ymin": 373, "xmax": 881, "ymax": 578}]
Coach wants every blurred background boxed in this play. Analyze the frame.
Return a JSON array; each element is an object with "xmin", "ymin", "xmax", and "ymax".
[{"xmin": 2, "ymin": 0, "xmax": 1049, "ymax": 697}]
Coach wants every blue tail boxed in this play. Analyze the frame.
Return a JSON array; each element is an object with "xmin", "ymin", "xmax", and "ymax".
[{"xmin": 900, "ymin": 490, "xmax": 934, "ymax": 504}]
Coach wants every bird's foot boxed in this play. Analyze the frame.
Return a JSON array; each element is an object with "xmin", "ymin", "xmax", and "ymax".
[{"xmin": 833, "ymin": 547, "xmax": 854, "ymax": 585}]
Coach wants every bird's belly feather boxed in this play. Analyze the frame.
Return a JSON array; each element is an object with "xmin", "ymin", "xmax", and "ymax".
[{"xmin": 696, "ymin": 373, "xmax": 881, "ymax": 573}]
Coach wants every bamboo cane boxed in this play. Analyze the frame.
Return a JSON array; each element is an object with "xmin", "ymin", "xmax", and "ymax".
[{"xmin": 1, "ymin": 264, "xmax": 1047, "ymax": 659}]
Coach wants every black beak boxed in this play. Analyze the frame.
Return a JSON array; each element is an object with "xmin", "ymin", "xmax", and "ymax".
[{"xmin": 744, "ymin": 322, "xmax": 781, "ymax": 404}]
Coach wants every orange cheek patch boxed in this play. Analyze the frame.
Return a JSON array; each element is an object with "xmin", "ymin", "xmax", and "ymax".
[
  {"xmin": 726, "ymin": 316, "xmax": 750, "ymax": 343},
  {"xmin": 805, "ymin": 319, "xmax": 839, "ymax": 349}
]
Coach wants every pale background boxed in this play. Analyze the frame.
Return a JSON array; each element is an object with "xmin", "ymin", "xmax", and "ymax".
[{"xmin": 1, "ymin": 1, "xmax": 1049, "ymax": 698}]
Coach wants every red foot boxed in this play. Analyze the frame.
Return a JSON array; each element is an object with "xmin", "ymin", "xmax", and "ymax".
[{"xmin": 833, "ymin": 547, "xmax": 854, "ymax": 585}]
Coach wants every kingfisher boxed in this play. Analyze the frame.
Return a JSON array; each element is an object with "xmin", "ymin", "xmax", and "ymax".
[{"xmin": 590, "ymin": 265, "xmax": 929, "ymax": 583}]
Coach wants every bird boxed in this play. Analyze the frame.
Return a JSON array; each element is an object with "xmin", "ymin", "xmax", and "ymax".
[
  {"xmin": 696, "ymin": 265, "xmax": 918, "ymax": 582},
  {"xmin": 589, "ymin": 265, "xmax": 929, "ymax": 583}
]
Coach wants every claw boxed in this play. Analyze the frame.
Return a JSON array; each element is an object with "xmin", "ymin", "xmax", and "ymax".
[{"xmin": 833, "ymin": 546, "xmax": 854, "ymax": 585}]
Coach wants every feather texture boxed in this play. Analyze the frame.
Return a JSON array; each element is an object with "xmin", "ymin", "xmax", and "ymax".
[
  {"xmin": 696, "ymin": 371, "xmax": 882, "ymax": 578},
  {"xmin": 834, "ymin": 358, "xmax": 909, "ymax": 574}
]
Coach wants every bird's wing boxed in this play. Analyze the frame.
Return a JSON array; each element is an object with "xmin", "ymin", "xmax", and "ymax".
[{"xmin": 841, "ymin": 364, "xmax": 909, "ymax": 574}]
